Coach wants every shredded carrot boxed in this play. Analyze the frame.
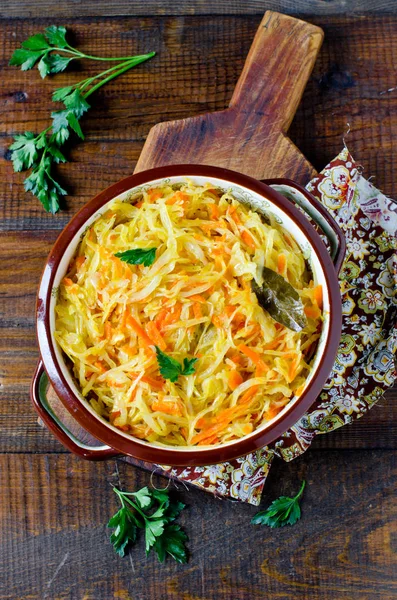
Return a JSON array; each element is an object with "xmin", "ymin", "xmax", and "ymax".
[
  {"xmin": 94, "ymin": 360, "xmax": 107, "ymax": 373},
  {"xmin": 237, "ymin": 344, "xmax": 268, "ymax": 372},
  {"xmin": 192, "ymin": 302, "xmax": 202, "ymax": 320},
  {"xmin": 107, "ymin": 378, "xmax": 125, "ymax": 389},
  {"xmin": 210, "ymin": 203, "xmax": 220, "ymax": 219},
  {"xmin": 263, "ymin": 338, "xmax": 281, "ymax": 351},
  {"xmin": 118, "ymin": 424, "xmax": 130, "ymax": 432},
  {"xmin": 148, "ymin": 188, "xmax": 162, "ymax": 202},
  {"xmin": 166, "ymin": 191, "xmax": 189, "ymax": 205},
  {"xmin": 75, "ymin": 256, "xmax": 85, "ymax": 270},
  {"xmin": 104, "ymin": 321, "xmax": 113, "ymax": 340},
  {"xmin": 126, "ymin": 315, "xmax": 154, "ymax": 349},
  {"xmin": 228, "ymin": 369, "xmax": 244, "ymax": 391},
  {"xmin": 140, "ymin": 375, "xmax": 165, "ymax": 391},
  {"xmin": 152, "ymin": 399, "xmax": 182, "ymax": 416},
  {"xmin": 192, "ymin": 387, "xmax": 259, "ymax": 444},
  {"xmin": 189, "ymin": 294, "xmax": 207, "ymax": 304},
  {"xmin": 277, "ymin": 253, "xmax": 286, "ymax": 274},
  {"xmin": 154, "ymin": 308, "xmax": 169, "ymax": 328},
  {"xmin": 63, "ymin": 277, "xmax": 74, "ymax": 286},
  {"xmin": 110, "ymin": 410, "xmax": 121, "ymax": 421},
  {"xmin": 162, "ymin": 303, "xmax": 182, "ymax": 326},
  {"xmin": 121, "ymin": 344, "xmax": 136, "ymax": 358},
  {"xmin": 295, "ymin": 384, "xmax": 305, "ymax": 397},
  {"xmin": 112, "ymin": 257, "xmax": 124, "ymax": 279},
  {"xmin": 135, "ymin": 200, "xmax": 144, "ymax": 209},
  {"xmin": 288, "ymin": 357, "xmax": 299, "ymax": 382},
  {"xmin": 197, "ymin": 435, "xmax": 219, "ymax": 446},
  {"xmin": 241, "ymin": 230, "xmax": 256, "ymax": 250},
  {"xmin": 227, "ymin": 204, "xmax": 241, "ymax": 225},
  {"xmin": 180, "ymin": 427, "xmax": 188, "ymax": 440},
  {"xmin": 265, "ymin": 406, "xmax": 280, "ymax": 420},
  {"xmin": 238, "ymin": 385, "xmax": 259, "ymax": 405},
  {"xmin": 146, "ymin": 321, "xmax": 167, "ymax": 351},
  {"xmin": 304, "ymin": 305, "xmax": 321, "ymax": 320},
  {"xmin": 242, "ymin": 423, "xmax": 254, "ymax": 435},
  {"xmin": 313, "ymin": 284, "xmax": 323, "ymax": 309},
  {"xmin": 255, "ymin": 364, "xmax": 268, "ymax": 377},
  {"xmin": 191, "ymin": 424, "xmax": 222, "ymax": 445},
  {"xmin": 212, "ymin": 315, "xmax": 223, "ymax": 328}
]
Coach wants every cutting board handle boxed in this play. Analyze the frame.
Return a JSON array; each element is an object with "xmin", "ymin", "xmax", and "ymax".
[
  {"xmin": 135, "ymin": 11, "xmax": 324, "ymax": 183},
  {"xmin": 229, "ymin": 11, "xmax": 323, "ymax": 132}
]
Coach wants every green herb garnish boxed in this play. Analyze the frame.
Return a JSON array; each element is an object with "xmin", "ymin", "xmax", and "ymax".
[
  {"xmin": 9, "ymin": 25, "xmax": 153, "ymax": 78},
  {"xmin": 108, "ymin": 486, "xmax": 188, "ymax": 563},
  {"xmin": 155, "ymin": 347, "xmax": 198, "ymax": 383},
  {"xmin": 9, "ymin": 25, "xmax": 155, "ymax": 213},
  {"xmin": 251, "ymin": 480, "xmax": 306, "ymax": 528},
  {"xmin": 252, "ymin": 266, "xmax": 307, "ymax": 332},
  {"xmin": 115, "ymin": 247, "xmax": 157, "ymax": 267}
]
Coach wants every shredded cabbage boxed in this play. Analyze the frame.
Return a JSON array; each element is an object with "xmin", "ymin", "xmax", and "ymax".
[{"xmin": 54, "ymin": 180, "xmax": 323, "ymax": 447}]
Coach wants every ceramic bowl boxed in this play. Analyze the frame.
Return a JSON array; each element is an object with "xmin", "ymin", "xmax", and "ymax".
[{"xmin": 31, "ymin": 165, "xmax": 345, "ymax": 465}]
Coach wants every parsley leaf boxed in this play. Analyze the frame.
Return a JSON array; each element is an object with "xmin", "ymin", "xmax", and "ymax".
[
  {"xmin": 145, "ymin": 519, "xmax": 165, "ymax": 552},
  {"xmin": 153, "ymin": 524, "xmax": 188, "ymax": 564},
  {"xmin": 181, "ymin": 357, "xmax": 198, "ymax": 376},
  {"xmin": 131, "ymin": 487, "xmax": 152, "ymax": 509},
  {"xmin": 9, "ymin": 132, "xmax": 38, "ymax": 171},
  {"xmin": 108, "ymin": 486, "xmax": 188, "ymax": 563},
  {"xmin": 45, "ymin": 25, "xmax": 68, "ymax": 48},
  {"xmin": 22, "ymin": 33, "xmax": 50, "ymax": 51},
  {"xmin": 251, "ymin": 480, "xmax": 306, "ymax": 528},
  {"xmin": 114, "ymin": 247, "xmax": 157, "ymax": 267},
  {"xmin": 155, "ymin": 347, "xmax": 198, "ymax": 383},
  {"xmin": 108, "ymin": 507, "xmax": 139, "ymax": 557},
  {"xmin": 9, "ymin": 48, "xmax": 44, "ymax": 71}
]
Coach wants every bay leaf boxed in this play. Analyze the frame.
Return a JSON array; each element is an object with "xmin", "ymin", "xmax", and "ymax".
[{"xmin": 252, "ymin": 266, "xmax": 307, "ymax": 332}]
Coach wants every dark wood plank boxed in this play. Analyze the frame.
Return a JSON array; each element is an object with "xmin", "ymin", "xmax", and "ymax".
[
  {"xmin": 1, "ymin": 451, "xmax": 396, "ymax": 600},
  {"xmin": 1, "ymin": 0, "xmax": 397, "ymax": 18},
  {"xmin": 1, "ymin": 16, "xmax": 397, "ymax": 229}
]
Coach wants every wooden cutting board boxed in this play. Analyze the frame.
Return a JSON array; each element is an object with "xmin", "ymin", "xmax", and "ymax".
[{"xmin": 135, "ymin": 10, "xmax": 324, "ymax": 183}]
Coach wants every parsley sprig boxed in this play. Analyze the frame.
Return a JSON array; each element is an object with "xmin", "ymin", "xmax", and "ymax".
[
  {"xmin": 155, "ymin": 347, "xmax": 198, "ymax": 383},
  {"xmin": 108, "ymin": 486, "xmax": 188, "ymax": 563},
  {"xmin": 115, "ymin": 247, "xmax": 158, "ymax": 267},
  {"xmin": 9, "ymin": 25, "xmax": 153, "ymax": 78},
  {"xmin": 9, "ymin": 25, "xmax": 155, "ymax": 213},
  {"xmin": 251, "ymin": 480, "xmax": 306, "ymax": 528}
]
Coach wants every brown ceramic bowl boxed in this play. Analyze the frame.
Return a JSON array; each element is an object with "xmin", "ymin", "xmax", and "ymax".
[{"xmin": 31, "ymin": 165, "xmax": 345, "ymax": 465}]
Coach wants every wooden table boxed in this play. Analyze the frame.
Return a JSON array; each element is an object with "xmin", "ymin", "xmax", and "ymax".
[{"xmin": 1, "ymin": 2, "xmax": 396, "ymax": 599}]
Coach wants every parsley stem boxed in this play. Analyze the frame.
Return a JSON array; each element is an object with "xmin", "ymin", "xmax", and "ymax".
[
  {"xmin": 294, "ymin": 479, "xmax": 306, "ymax": 500},
  {"xmin": 114, "ymin": 488, "xmax": 148, "ymax": 522},
  {"xmin": 75, "ymin": 50, "xmax": 156, "ymax": 62},
  {"xmin": 76, "ymin": 59, "xmax": 141, "ymax": 93},
  {"xmin": 83, "ymin": 53, "xmax": 155, "ymax": 99}
]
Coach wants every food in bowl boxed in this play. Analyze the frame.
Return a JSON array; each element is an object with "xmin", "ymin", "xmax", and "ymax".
[{"xmin": 54, "ymin": 179, "xmax": 323, "ymax": 448}]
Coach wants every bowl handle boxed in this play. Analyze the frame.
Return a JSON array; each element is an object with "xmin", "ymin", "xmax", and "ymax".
[
  {"xmin": 264, "ymin": 179, "xmax": 346, "ymax": 274},
  {"xmin": 30, "ymin": 360, "xmax": 120, "ymax": 461}
]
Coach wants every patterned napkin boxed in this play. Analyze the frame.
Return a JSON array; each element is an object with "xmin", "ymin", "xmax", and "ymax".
[{"xmin": 145, "ymin": 148, "xmax": 397, "ymax": 505}]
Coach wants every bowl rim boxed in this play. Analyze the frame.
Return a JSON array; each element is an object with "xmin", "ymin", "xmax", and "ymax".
[{"xmin": 36, "ymin": 164, "xmax": 343, "ymax": 466}]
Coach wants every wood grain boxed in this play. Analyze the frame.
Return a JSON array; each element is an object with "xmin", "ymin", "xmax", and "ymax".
[
  {"xmin": 1, "ymin": 451, "xmax": 396, "ymax": 600},
  {"xmin": 1, "ymin": 16, "xmax": 397, "ymax": 230},
  {"xmin": 1, "ymin": 0, "xmax": 397, "ymax": 18},
  {"xmin": 0, "ymin": 11, "xmax": 396, "ymax": 599},
  {"xmin": 135, "ymin": 11, "xmax": 323, "ymax": 181}
]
